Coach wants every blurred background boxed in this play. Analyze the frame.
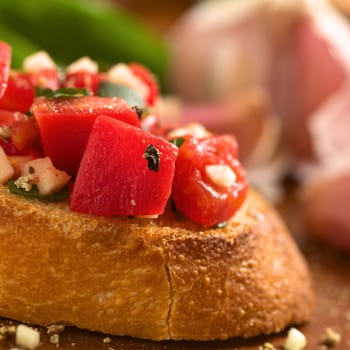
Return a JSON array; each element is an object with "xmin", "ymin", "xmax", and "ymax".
[{"xmin": 0, "ymin": 0, "xmax": 196, "ymax": 88}]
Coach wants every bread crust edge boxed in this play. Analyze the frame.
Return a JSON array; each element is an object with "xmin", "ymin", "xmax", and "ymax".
[{"xmin": 0, "ymin": 185, "xmax": 314, "ymax": 340}]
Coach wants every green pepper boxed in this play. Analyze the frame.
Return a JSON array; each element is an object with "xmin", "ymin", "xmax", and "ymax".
[{"xmin": 0, "ymin": 0, "xmax": 169, "ymax": 88}]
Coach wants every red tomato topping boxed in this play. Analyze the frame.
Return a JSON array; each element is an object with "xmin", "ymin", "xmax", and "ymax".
[
  {"xmin": 171, "ymin": 135, "xmax": 248, "ymax": 226},
  {"xmin": 32, "ymin": 96, "xmax": 141, "ymax": 176},
  {"xmin": 0, "ymin": 73, "xmax": 35, "ymax": 112},
  {"xmin": 0, "ymin": 41, "xmax": 11, "ymax": 99},
  {"xmin": 0, "ymin": 110, "xmax": 40, "ymax": 155},
  {"xmin": 26, "ymin": 68, "xmax": 60, "ymax": 90},
  {"xmin": 70, "ymin": 116, "xmax": 178, "ymax": 216},
  {"xmin": 0, "ymin": 41, "xmax": 249, "ymax": 225},
  {"xmin": 128, "ymin": 63, "xmax": 159, "ymax": 106},
  {"xmin": 63, "ymin": 71, "xmax": 104, "ymax": 95}
]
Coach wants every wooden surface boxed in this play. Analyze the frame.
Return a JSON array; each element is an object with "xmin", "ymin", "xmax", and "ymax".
[{"xmin": 1, "ymin": 192, "xmax": 350, "ymax": 350}]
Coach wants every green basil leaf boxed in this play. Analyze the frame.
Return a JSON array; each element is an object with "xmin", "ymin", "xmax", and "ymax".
[
  {"xmin": 8, "ymin": 180, "xmax": 70, "ymax": 201},
  {"xmin": 169, "ymin": 137, "xmax": 185, "ymax": 148},
  {"xmin": 35, "ymin": 87, "xmax": 89, "ymax": 98},
  {"xmin": 97, "ymin": 81, "xmax": 145, "ymax": 108}
]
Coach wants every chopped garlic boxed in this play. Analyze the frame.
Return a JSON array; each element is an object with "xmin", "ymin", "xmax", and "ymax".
[
  {"xmin": 21, "ymin": 157, "xmax": 71, "ymax": 195},
  {"xmin": 66, "ymin": 56, "xmax": 98, "ymax": 74},
  {"xmin": 107, "ymin": 63, "xmax": 148, "ymax": 99},
  {"xmin": 167, "ymin": 122, "xmax": 211, "ymax": 139},
  {"xmin": 205, "ymin": 164, "xmax": 236, "ymax": 187},
  {"xmin": 0, "ymin": 146, "xmax": 15, "ymax": 184},
  {"xmin": 16, "ymin": 324, "xmax": 40, "ymax": 350},
  {"xmin": 284, "ymin": 327, "xmax": 307, "ymax": 350},
  {"xmin": 23, "ymin": 51, "xmax": 56, "ymax": 73}
]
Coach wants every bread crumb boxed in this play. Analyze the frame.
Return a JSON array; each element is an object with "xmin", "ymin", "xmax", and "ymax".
[
  {"xmin": 103, "ymin": 336, "xmax": 112, "ymax": 344},
  {"xmin": 0, "ymin": 325, "xmax": 16, "ymax": 336},
  {"xmin": 259, "ymin": 342, "xmax": 277, "ymax": 350},
  {"xmin": 284, "ymin": 327, "xmax": 307, "ymax": 350},
  {"xmin": 50, "ymin": 334, "xmax": 60, "ymax": 345},
  {"xmin": 47, "ymin": 324, "xmax": 65, "ymax": 335},
  {"xmin": 16, "ymin": 324, "xmax": 40, "ymax": 350},
  {"xmin": 14, "ymin": 175, "xmax": 34, "ymax": 192},
  {"xmin": 320, "ymin": 327, "xmax": 341, "ymax": 348}
]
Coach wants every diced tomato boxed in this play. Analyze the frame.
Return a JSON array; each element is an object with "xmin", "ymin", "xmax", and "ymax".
[
  {"xmin": 26, "ymin": 68, "xmax": 60, "ymax": 90},
  {"xmin": 0, "ymin": 41, "xmax": 11, "ymax": 99},
  {"xmin": 63, "ymin": 71, "xmax": 104, "ymax": 95},
  {"xmin": 171, "ymin": 135, "xmax": 248, "ymax": 226},
  {"xmin": 0, "ymin": 109, "xmax": 40, "ymax": 155},
  {"xmin": 0, "ymin": 72, "xmax": 35, "ymax": 112},
  {"xmin": 32, "ymin": 96, "xmax": 141, "ymax": 176},
  {"xmin": 128, "ymin": 63, "xmax": 159, "ymax": 106},
  {"xmin": 70, "ymin": 115, "xmax": 178, "ymax": 216}
]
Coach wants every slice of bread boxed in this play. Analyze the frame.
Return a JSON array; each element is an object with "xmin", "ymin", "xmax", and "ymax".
[{"xmin": 0, "ymin": 185, "xmax": 314, "ymax": 340}]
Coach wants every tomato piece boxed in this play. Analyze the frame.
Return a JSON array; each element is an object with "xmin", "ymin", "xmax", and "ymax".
[
  {"xmin": 0, "ymin": 110, "xmax": 40, "ymax": 155},
  {"xmin": 128, "ymin": 63, "xmax": 159, "ymax": 106},
  {"xmin": 63, "ymin": 71, "xmax": 104, "ymax": 95},
  {"xmin": 32, "ymin": 96, "xmax": 141, "ymax": 176},
  {"xmin": 172, "ymin": 135, "xmax": 248, "ymax": 226},
  {"xmin": 0, "ymin": 72, "xmax": 35, "ymax": 112},
  {"xmin": 71, "ymin": 115, "xmax": 178, "ymax": 216},
  {"xmin": 27, "ymin": 68, "xmax": 60, "ymax": 90},
  {"xmin": 0, "ymin": 41, "xmax": 11, "ymax": 99}
]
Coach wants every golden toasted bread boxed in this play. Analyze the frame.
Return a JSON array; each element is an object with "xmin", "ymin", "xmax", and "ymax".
[{"xmin": 0, "ymin": 185, "xmax": 314, "ymax": 340}]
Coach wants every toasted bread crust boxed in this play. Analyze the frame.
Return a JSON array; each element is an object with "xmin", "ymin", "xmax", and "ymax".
[{"xmin": 0, "ymin": 185, "xmax": 314, "ymax": 340}]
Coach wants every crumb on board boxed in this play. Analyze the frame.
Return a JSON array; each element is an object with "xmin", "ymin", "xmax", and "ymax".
[
  {"xmin": 103, "ymin": 336, "xmax": 112, "ymax": 344},
  {"xmin": 47, "ymin": 324, "xmax": 65, "ymax": 335},
  {"xmin": 50, "ymin": 333, "xmax": 60, "ymax": 345},
  {"xmin": 0, "ymin": 323, "xmax": 40, "ymax": 350},
  {"xmin": 258, "ymin": 342, "xmax": 277, "ymax": 350},
  {"xmin": 16, "ymin": 324, "xmax": 40, "ymax": 350},
  {"xmin": 320, "ymin": 327, "xmax": 341, "ymax": 348},
  {"xmin": 0, "ymin": 325, "xmax": 16, "ymax": 336},
  {"xmin": 284, "ymin": 327, "xmax": 307, "ymax": 350}
]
